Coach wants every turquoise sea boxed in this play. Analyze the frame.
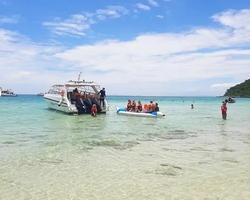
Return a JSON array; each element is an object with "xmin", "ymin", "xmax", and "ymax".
[{"xmin": 0, "ymin": 95, "xmax": 250, "ymax": 200}]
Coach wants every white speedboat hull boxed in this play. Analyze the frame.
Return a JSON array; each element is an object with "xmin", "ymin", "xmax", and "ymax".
[
  {"xmin": 44, "ymin": 93, "xmax": 109, "ymax": 114},
  {"xmin": 116, "ymin": 107, "xmax": 165, "ymax": 118},
  {"xmin": 0, "ymin": 94, "xmax": 18, "ymax": 97},
  {"xmin": 43, "ymin": 73, "xmax": 109, "ymax": 115},
  {"xmin": 44, "ymin": 94, "xmax": 77, "ymax": 114}
]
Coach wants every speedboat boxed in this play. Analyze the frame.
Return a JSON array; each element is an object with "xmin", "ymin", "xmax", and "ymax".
[
  {"xmin": 37, "ymin": 93, "xmax": 45, "ymax": 96},
  {"xmin": 116, "ymin": 107, "xmax": 165, "ymax": 118},
  {"xmin": 225, "ymin": 98, "xmax": 236, "ymax": 103},
  {"xmin": 44, "ymin": 73, "xmax": 109, "ymax": 114},
  {"xmin": 0, "ymin": 87, "xmax": 17, "ymax": 97}
]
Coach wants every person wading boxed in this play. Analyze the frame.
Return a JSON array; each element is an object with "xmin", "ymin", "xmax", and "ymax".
[
  {"xmin": 91, "ymin": 104, "xmax": 97, "ymax": 117},
  {"xmin": 221, "ymin": 103, "xmax": 227, "ymax": 120}
]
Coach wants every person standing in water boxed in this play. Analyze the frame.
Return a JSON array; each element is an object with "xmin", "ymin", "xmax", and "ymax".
[
  {"xmin": 221, "ymin": 103, "xmax": 227, "ymax": 120},
  {"xmin": 191, "ymin": 104, "xmax": 194, "ymax": 109},
  {"xmin": 91, "ymin": 104, "xmax": 97, "ymax": 117},
  {"xmin": 98, "ymin": 88, "xmax": 106, "ymax": 108}
]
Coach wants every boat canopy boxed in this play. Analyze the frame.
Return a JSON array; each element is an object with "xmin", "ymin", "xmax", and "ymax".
[
  {"xmin": 65, "ymin": 83, "xmax": 99, "ymax": 87},
  {"xmin": 47, "ymin": 73, "xmax": 101, "ymax": 95},
  {"xmin": 48, "ymin": 83, "xmax": 100, "ymax": 95}
]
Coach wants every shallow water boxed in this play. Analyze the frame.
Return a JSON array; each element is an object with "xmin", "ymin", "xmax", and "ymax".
[{"xmin": 0, "ymin": 95, "xmax": 250, "ymax": 199}]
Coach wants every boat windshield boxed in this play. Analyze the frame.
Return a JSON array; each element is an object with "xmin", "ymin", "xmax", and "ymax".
[
  {"xmin": 48, "ymin": 85, "xmax": 64, "ymax": 94},
  {"xmin": 2, "ymin": 89, "xmax": 11, "ymax": 94},
  {"xmin": 48, "ymin": 84, "xmax": 101, "ymax": 95},
  {"xmin": 66, "ymin": 85, "xmax": 100, "ymax": 95}
]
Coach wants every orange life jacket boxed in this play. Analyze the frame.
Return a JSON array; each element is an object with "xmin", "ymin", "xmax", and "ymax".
[
  {"xmin": 91, "ymin": 107, "xmax": 97, "ymax": 116},
  {"xmin": 144, "ymin": 104, "xmax": 147, "ymax": 110},
  {"xmin": 150, "ymin": 103, "xmax": 155, "ymax": 111}
]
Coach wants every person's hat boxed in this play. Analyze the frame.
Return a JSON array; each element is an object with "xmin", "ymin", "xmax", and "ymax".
[{"xmin": 93, "ymin": 104, "xmax": 96, "ymax": 107}]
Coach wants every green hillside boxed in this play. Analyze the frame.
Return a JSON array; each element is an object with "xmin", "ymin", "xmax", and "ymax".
[{"xmin": 224, "ymin": 79, "xmax": 250, "ymax": 98}]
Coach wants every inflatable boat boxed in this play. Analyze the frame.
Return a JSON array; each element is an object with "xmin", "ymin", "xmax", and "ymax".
[{"xmin": 116, "ymin": 107, "xmax": 165, "ymax": 118}]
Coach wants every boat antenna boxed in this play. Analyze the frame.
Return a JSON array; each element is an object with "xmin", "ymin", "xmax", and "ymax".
[{"xmin": 78, "ymin": 72, "xmax": 82, "ymax": 81}]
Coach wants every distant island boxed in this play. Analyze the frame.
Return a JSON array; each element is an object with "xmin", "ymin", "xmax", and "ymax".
[{"xmin": 224, "ymin": 79, "xmax": 250, "ymax": 98}]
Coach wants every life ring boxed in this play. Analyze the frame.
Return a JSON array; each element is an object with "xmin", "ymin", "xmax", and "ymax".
[{"xmin": 61, "ymin": 90, "xmax": 65, "ymax": 97}]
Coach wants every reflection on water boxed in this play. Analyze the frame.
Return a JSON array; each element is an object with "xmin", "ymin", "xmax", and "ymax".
[{"xmin": 0, "ymin": 96, "xmax": 250, "ymax": 199}]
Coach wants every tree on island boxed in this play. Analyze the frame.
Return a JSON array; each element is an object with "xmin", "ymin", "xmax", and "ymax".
[{"xmin": 224, "ymin": 79, "xmax": 250, "ymax": 98}]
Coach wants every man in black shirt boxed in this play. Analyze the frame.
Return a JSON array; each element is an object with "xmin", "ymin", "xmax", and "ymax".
[
  {"xmin": 155, "ymin": 103, "xmax": 159, "ymax": 112},
  {"xmin": 98, "ymin": 88, "xmax": 106, "ymax": 108}
]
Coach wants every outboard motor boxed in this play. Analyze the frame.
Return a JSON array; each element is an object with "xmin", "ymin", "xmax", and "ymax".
[
  {"xmin": 75, "ymin": 97, "xmax": 85, "ymax": 114},
  {"xmin": 83, "ymin": 98, "xmax": 92, "ymax": 113}
]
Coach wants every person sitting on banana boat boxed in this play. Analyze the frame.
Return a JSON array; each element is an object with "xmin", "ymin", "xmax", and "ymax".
[
  {"xmin": 155, "ymin": 103, "xmax": 159, "ymax": 111},
  {"xmin": 130, "ymin": 100, "xmax": 136, "ymax": 112},
  {"xmin": 124, "ymin": 100, "xmax": 159, "ymax": 113},
  {"xmin": 125, "ymin": 100, "xmax": 131, "ymax": 111},
  {"xmin": 137, "ymin": 101, "xmax": 143, "ymax": 112},
  {"xmin": 150, "ymin": 101, "xmax": 156, "ymax": 112}
]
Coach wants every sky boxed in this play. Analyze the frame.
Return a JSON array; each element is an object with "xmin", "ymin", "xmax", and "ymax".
[{"xmin": 0, "ymin": 0, "xmax": 250, "ymax": 96}]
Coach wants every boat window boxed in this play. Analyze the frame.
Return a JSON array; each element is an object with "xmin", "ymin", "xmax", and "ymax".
[
  {"xmin": 66, "ymin": 85, "xmax": 100, "ymax": 95},
  {"xmin": 48, "ymin": 85, "xmax": 64, "ymax": 94}
]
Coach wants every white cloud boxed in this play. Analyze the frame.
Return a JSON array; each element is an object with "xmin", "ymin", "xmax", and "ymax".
[
  {"xmin": 43, "ymin": 6, "xmax": 129, "ymax": 37},
  {"xmin": 212, "ymin": 9, "xmax": 250, "ymax": 31},
  {"xmin": 52, "ymin": 9, "xmax": 250, "ymax": 95},
  {"xmin": 0, "ymin": 29, "xmax": 65, "ymax": 80},
  {"xmin": 1, "ymin": 9, "xmax": 250, "ymax": 95},
  {"xmin": 97, "ymin": 15, "xmax": 106, "ymax": 20},
  {"xmin": 210, "ymin": 83, "xmax": 238, "ymax": 88},
  {"xmin": 43, "ymin": 14, "xmax": 92, "ymax": 37},
  {"xmin": 156, "ymin": 15, "xmax": 164, "ymax": 18},
  {"xmin": 0, "ymin": 15, "xmax": 20, "ymax": 24},
  {"xmin": 148, "ymin": 0, "xmax": 159, "ymax": 7},
  {"xmin": 96, "ymin": 6, "xmax": 129, "ymax": 18},
  {"xmin": 136, "ymin": 3, "xmax": 151, "ymax": 10}
]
